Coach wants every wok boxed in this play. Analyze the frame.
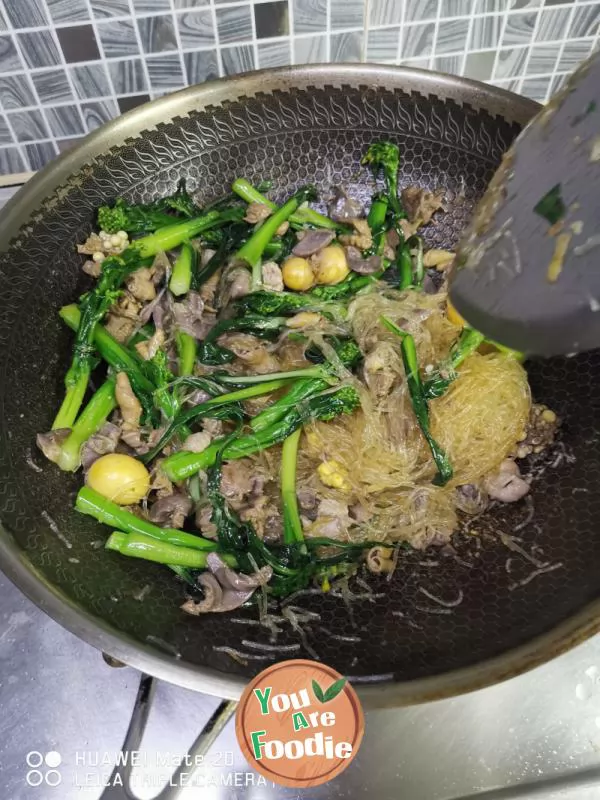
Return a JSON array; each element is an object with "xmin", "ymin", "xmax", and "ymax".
[{"xmin": 0, "ymin": 65, "xmax": 597, "ymax": 710}]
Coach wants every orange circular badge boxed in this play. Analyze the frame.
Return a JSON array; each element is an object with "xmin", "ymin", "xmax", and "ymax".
[{"xmin": 235, "ymin": 659, "xmax": 364, "ymax": 788}]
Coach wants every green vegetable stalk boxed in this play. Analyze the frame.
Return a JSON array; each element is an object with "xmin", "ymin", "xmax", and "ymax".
[
  {"xmin": 140, "ymin": 378, "xmax": 293, "ymax": 463},
  {"xmin": 161, "ymin": 385, "xmax": 360, "ymax": 482},
  {"xmin": 381, "ymin": 316, "xmax": 453, "ymax": 486},
  {"xmin": 175, "ymin": 331, "xmax": 197, "ymax": 378},
  {"xmin": 59, "ymin": 304, "xmax": 169, "ymax": 423},
  {"xmin": 281, "ymin": 428, "xmax": 306, "ymax": 552},
  {"xmin": 232, "ymin": 178, "xmax": 337, "ymax": 230},
  {"xmin": 423, "ymin": 327, "xmax": 485, "ymax": 399},
  {"xmin": 169, "ymin": 242, "xmax": 197, "ymax": 297},
  {"xmin": 235, "ymin": 185, "xmax": 318, "ymax": 286},
  {"xmin": 361, "ymin": 141, "xmax": 403, "ymax": 224},
  {"xmin": 106, "ymin": 531, "xmax": 237, "ymax": 568},
  {"xmin": 56, "ymin": 377, "xmax": 116, "ymax": 472},
  {"xmin": 76, "ymin": 486, "xmax": 219, "ymax": 551},
  {"xmin": 364, "ymin": 194, "xmax": 389, "ymax": 257}
]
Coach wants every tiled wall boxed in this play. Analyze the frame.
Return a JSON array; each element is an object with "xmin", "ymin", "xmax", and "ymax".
[{"xmin": 0, "ymin": 0, "xmax": 597, "ymax": 175}]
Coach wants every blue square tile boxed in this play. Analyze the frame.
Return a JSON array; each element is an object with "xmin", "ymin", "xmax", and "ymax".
[
  {"xmin": 98, "ymin": 19, "xmax": 140, "ymax": 57},
  {"xmin": 133, "ymin": 0, "xmax": 171, "ymax": 9},
  {"xmin": 0, "ymin": 74, "xmax": 36, "ymax": 111},
  {"xmin": 436, "ymin": 18, "xmax": 469, "ymax": 54},
  {"xmin": 184, "ymin": 50, "xmax": 219, "ymax": 83},
  {"xmin": 17, "ymin": 31, "xmax": 61, "ymax": 68},
  {"xmin": 370, "ymin": 0, "xmax": 402, "ymax": 26},
  {"xmin": 216, "ymin": 5, "xmax": 253, "ymax": 44},
  {"xmin": 91, "ymin": 0, "xmax": 130, "ymax": 18},
  {"xmin": 138, "ymin": 14, "xmax": 178, "ymax": 54},
  {"xmin": 367, "ymin": 27, "xmax": 400, "ymax": 61},
  {"xmin": 221, "ymin": 43, "xmax": 255, "ymax": 74},
  {"xmin": 258, "ymin": 39, "xmax": 291, "ymax": 67},
  {"xmin": 32, "ymin": 69, "xmax": 73, "ymax": 103},
  {"xmin": 177, "ymin": 10, "xmax": 215, "ymax": 48},
  {"xmin": 294, "ymin": 33, "xmax": 326, "ymax": 63},
  {"xmin": 401, "ymin": 22, "xmax": 434, "ymax": 59},
  {"xmin": 46, "ymin": 0, "xmax": 90, "ymax": 23},
  {"xmin": 0, "ymin": 146, "xmax": 25, "ymax": 174},
  {"xmin": 45, "ymin": 105, "xmax": 85, "ymax": 137},
  {"xmin": 330, "ymin": 31, "xmax": 362, "ymax": 62},
  {"xmin": 25, "ymin": 141, "xmax": 58, "ymax": 170},
  {"xmin": 0, "ymin": 115, "xmax": 13, "ymax": 144},
  {"xmin": 4, "ymin": 0, "xmax": 48, "ymax": 28},
  {"xmin": 6, "ymin": 109, "xmax": 50, "ymax": 142},
  {"xmin": 108, "ymin": 59, "xmax": 148, "ymax": 94},
  {"xmin": 70, "ymin": 64, "xmax": 111, "ymax": 100},
  {"xmin": 57, "ymin": 24, "xmax": 101, "ymax": 63},
  {"xmin": 292, "ymin": 0, "xmax": 326, "ymax": 32},
  {"xmin": 81, "ymin": 99, "xmax": 119, "ymax": 131},
  {"xmin": 146, "ymin": 53, "xmax": 185, "ymax": 88},
  {"xmin": 0, "ymin": 36, "xmax": 21, "ymax": 72},
  {"xmin": 331, "ymin": 0, "xmax": 364, "ymax": 30},
  {"xmin": 254, "ymin": 1, "xmax": 289, "ymax": 39}
]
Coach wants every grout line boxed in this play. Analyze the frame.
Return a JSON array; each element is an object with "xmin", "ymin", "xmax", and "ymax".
[
  {"xmin": 287, "ymin": 0, "xmax": 295, "ymax": 65},
  {"xmin": 490, "ymin": 2, "xmax": 512, "ymax": 82},
  {"xmin": 82, "ymin": 0, "xmax": 119, "ymax": 111},
  {"xmin": 428, "ymin": 0, "xmax": 443, "ymax": 70},
  {"xmin": 460, "ymin": 0, "xmax": 478, "ymax": 77},
  {"xmin": 169, "ymin": 0, "xmax": 189, "ymax": 86},
  {"xmin": 395, "ymin": 0, "xmax": 406, "ymax": 65},
  {"xmin": 515, "ymin": 2, "xmax": 544, "ymax": 95},
  {"xmin": 543, "ymin": 1, "xmax": 578, "ymax": 102},
  {"xmin": 361, "ymin": 0, "xmax": 370, "ymax": 62},
  {"xmin": 126, "ymin": 0, "xmax": 154, "ymax": 95},
  {"xmin": 249, "ymin": 1, "xmax": 259, "ymax": 72},
  {"xmin": 208, "ymin": 0, "xmax": 224, "ymax": 78},
  {"xmin": 325, "ymin": 0, "xmax": 331, "ymax": 62}
]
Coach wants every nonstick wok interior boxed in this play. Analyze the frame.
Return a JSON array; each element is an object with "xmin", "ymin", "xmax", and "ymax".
[{"xmin": 1, "ymin": 67, "xmax": 599, "ymax": 701}]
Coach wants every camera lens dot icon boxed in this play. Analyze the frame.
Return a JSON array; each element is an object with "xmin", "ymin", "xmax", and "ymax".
[
  {"xmin": 45, "ymin": 752, "xmax": 61, "ymax": 768},
  {"xmin": 26, "ymin": 752, "xmax": 43, "ymax": 768}
]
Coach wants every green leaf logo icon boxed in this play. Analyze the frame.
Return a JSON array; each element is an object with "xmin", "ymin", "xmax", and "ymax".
[{"xmin": 312, "ymin": 677, "xmax": 347, "ymax": 703}]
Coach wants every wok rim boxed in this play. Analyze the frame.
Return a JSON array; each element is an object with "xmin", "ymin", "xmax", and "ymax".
[{"xmin": 0, "ymin": 62, "xmax": 577, "ymax": 708}]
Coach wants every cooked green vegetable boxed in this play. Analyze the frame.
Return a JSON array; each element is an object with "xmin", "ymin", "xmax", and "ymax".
[
  {"xmin": 140, "ymin": 378, "xmax": 293, "ymax": 463},
  {"xmin": 423, "ymin": 327, "xmax": 486, "ymax": 399},
  {"xmin": 161, "ymin": 385, "xmax": 361, "ymax": 481},
  {"xmin": 361, "ymin": 141, "xmax": 404, "ymax": 223},
  {"xmin": 281, "ymin": 428, "xmax": 306, "ymax": 552},
  {"xmin": 56, "ymin": 378, "xmax": 116, "ymax": 472},
  {"xmin": 381, "ymin": 316, "xmax": 453, "ymax": 485},
  {"xmin": 236, "ymin": 185, "xmax": 318, "ymax": 286},
  {"xmin": 97, "ymin": 179, "xmax": 202, "ymax": 234},
  {"xmin": 169, "ymin": 242, "xmax": 197, "ymax": 297},
  {"xmin": 106, "ymin": 531, "xmax": 236, "ymax": 568},
  {"xmin": 76, "ymin": 486, "xmax": 219, "ymax": 550},
  {"xmin": 232, "ymin": 178, "xmax": 338, "ymax": 230}
]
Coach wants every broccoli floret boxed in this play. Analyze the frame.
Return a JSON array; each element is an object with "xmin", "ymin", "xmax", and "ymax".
[{"xmin": 361, "ymin": 141, "xmax": 403, "ymax": 222}]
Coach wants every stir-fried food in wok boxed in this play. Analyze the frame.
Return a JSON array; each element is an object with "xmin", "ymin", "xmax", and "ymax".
[{"xmin": 37, "ymin": 141, "xmax": 559, "ymax": 614}]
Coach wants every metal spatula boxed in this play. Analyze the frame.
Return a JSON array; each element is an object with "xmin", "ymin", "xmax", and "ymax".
[{"xmin": 449, "ymin": 51, "xmax": 600, "ymax": 356}]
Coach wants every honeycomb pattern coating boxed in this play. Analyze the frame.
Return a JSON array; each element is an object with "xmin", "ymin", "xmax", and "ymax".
[{"xmin": 0, "ymin": 83, "xmax": 593, "ymax": 684}]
